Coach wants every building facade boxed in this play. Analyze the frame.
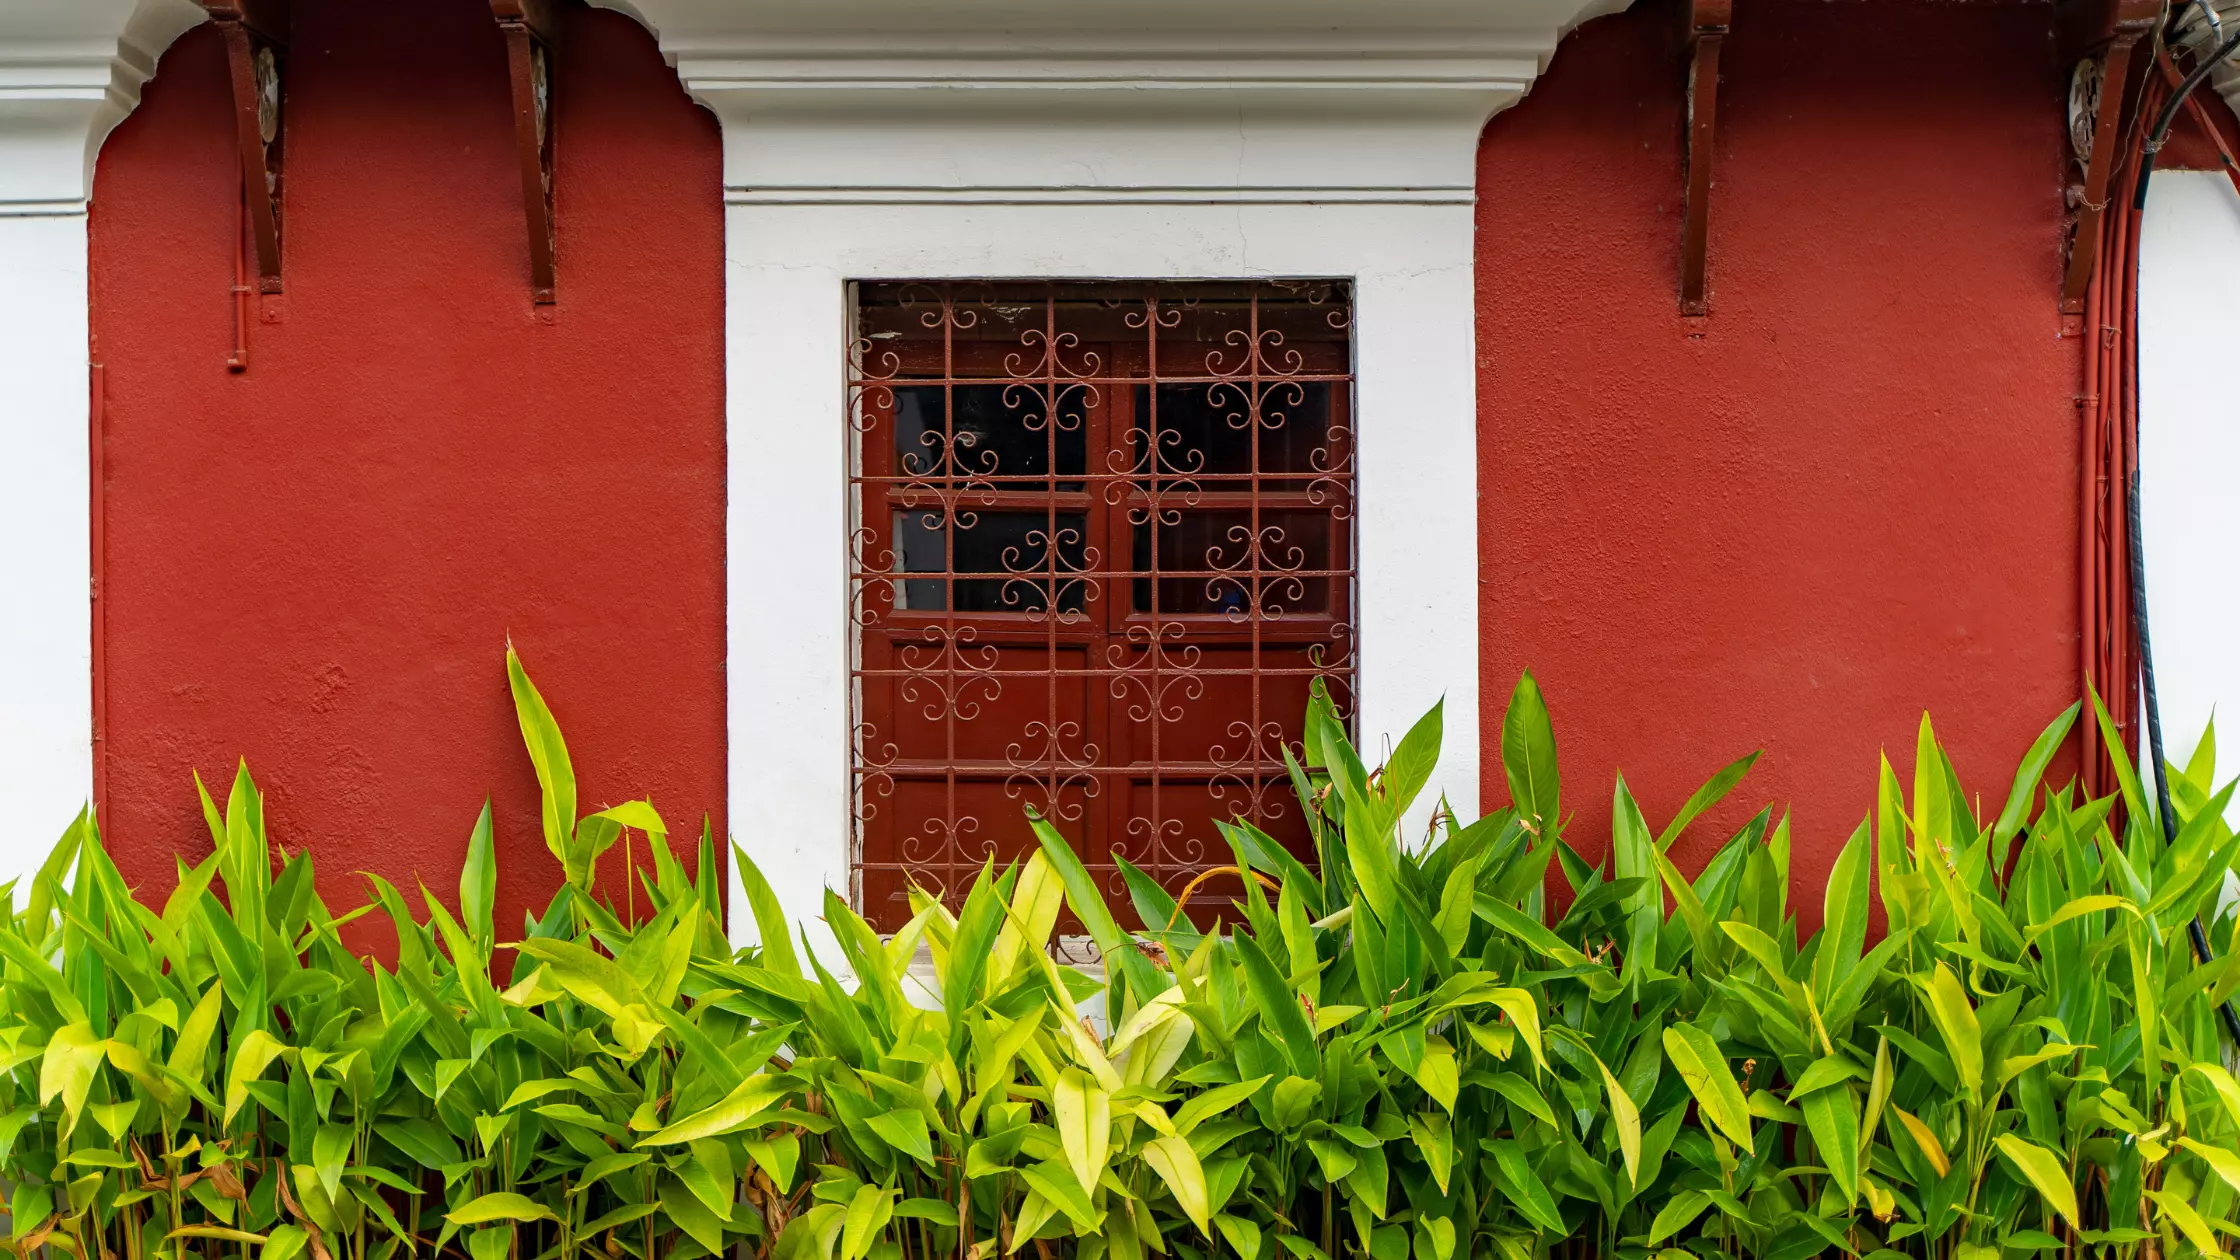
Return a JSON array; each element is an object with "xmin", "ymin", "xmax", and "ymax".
[{"xmin": 3, "ymin": 0, "xmax": 2237, "ymax": 936}]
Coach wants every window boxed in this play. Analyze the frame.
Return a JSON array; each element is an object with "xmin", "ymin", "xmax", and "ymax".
[{"xmin": 847, "ymin": 280, "xmax": 1356, "ymax": 929}]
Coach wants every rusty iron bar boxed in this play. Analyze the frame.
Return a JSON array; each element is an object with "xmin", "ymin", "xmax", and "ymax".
[
  {"xmin": 845, "ymin": 281, "xmax": 1358, "ymax": 928},
  {"xmin": 493, "ymin": 0, "xmax": 560, "ymax": 304},
  {"xmin": 199, "ymin": 0, "xmax": 287, "ymax": 295},
  {"xmin": 227, "ymin": 189, "xmax": 251, "ymax": 371},
  {"xmin": 1679, "ymin": 0, "xmax": 1729, "ymax": 317}
]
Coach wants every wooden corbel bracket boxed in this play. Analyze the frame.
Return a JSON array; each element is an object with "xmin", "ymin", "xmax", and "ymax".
[
  {"xmin": 492, "ymin": 0, "xmax": 561, "ymax": 304},
  {"xmin": 2057, "ymin": 0, "xmax": 2161, "ymax": 334},
  {"xmin": 1679, "ymin": 0, "xmax": 1730, "ymax": 317},
  {"xmin": 198, "ymin": 0, "xmax": 289, "ymax": 294}
]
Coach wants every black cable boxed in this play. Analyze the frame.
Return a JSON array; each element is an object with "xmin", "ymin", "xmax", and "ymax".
[
  {"xmin": 2124, "ymin": 21, "xmax": 2240, "ymax": 1044},
  {"xmin": 2136, "ymin": 26, "xmax": 2240, "ymax": 210}
]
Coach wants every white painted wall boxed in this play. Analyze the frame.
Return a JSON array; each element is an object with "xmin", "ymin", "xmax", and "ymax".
[
  {"xmin": 2140, "ymin": 170, "xmax": 2240, "ymax": 784},
  {"xmin": 0, "ymin": 210, "xmax": 93, "ymax": 868}
]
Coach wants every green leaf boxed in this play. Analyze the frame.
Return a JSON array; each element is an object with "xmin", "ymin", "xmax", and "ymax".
[
  {"xmin": 1502, "ymin": 672, "xmax": 1560, "ymax": 837},
  {"xmin": 446, "ymin": 1192, "xmax": 558, "ymax": 1226},
  {"xmin": 866, "ymin": 1109, "xmax": 935, "ymax": 1167},
  {"xmin": 1993, "ymin": 703, "xmax": 2080, "ymax": 848},
  {"xmin": 1484, "ymin": 1140, "xmax": 1566, "ymax": 1235},
  {"xmin": 1385, "ymin": 700, "xmax": 1444, "ymax": 819},
  {"xmin": 1657, "ymin": 753, "xmax": 1760, "ymax": 852},
  {"xmin": 1018, "ymin": 1161, "xmax": 1099, "ymax": 1230},
  {"xmin": 2089, "ymin": 682, "xmax": 2157, "ymax": 836},
  {"xmin": 662, "ymin": 1175, "xmax": 731, "ymax": 1254},
  {"xmin": 2024, "ymin": 894, "xmax": 2138, "ymax": 941},
  {"xmin": 1030, "ymin": 814, "xmax": 1128, "ymax": 966},
  {"xmin": 1342, "ymin": 1139, "xmax": 1390, "ymax": 1220},
  {"xmin": 461, "ymin": 799, "xmax": 496, "ymax": 945},
  {"xmin": 379, "ymin": 1118, "xmax": 463, "ymax": 1170},
  {"xmin": 1216, "ymin": 1215, "xmax": 1263, "ymax": 1260},
  {"xmin": 1611, "ymin": 777, "xmax": 1659, "ymax": 986},
  {"xmin": 506, "ymin": 643, "xmax": 579, "ymax": 881},
  {"xmin": 1661, "ymin": 1023, "xmax": 1750, "ymax": 1148},
  {"xmin": 499, "ymin": 1079, "xmax": 574, "ymax": 1112},
  {"xmin": 571, "ymin": 1151, "xmax": 650, "ymax": 1196},
  {"xmin": 1236, "ymin": 932, "xmax": 1318, "ymax": 1079},
  {"xmin": 1407, "ymin": 1112, "xmax": 1454, "ymax": 1193},
  {"xmin": 893, "ymin": 1199, "xmax": 960, "ymax": 1227},
  {"xmin": 1645, "ymin": 1191, "xmax": 1712, "ymax": 1246},
  {"xmin": 638, "ymin": 1073, "xmax": 795, "ymax": 1145},
  {"xmin": 1482, "ymin": 1071, "xmax": 1559, "ymax": 1131},
  {"xmin": 1813, "ymin": 818, "xmax": 1872, "ymax": 1006},
  {"xmin": 1800, "ymin": 1085, "xmax": 1860, "ymax": 1207},
  {"xmin": 262, "ymin": 1225, "xmax": 310, "ymax": 1260}
]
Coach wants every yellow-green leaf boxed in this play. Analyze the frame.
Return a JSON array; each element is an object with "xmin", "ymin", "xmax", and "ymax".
[
  {"xmin": 2024, "ymin": 894, "xmax": 2138, "ymax": 941},
  {"xmin": 1052, "ymin": 1068, "xmax": 1111, "ymax": 1195},
  {"xmin": 506, "ymin": 643, "xmax": 578, "ymax": 880},
  {"xmin": 1921, "ymin": 964, "xmax": 1982, "ymax": 1100},
  {"xmin": 2188, "ymin": 1063, "xmax": 2240, "ymax": 1132},
  {"xmin": 2149, "ymin": 1189, "xmax": 2227, "ymax": 1257},
  {"xmin": 38, "ymin": 1023, "xmax": 102, "ymax": 1136},
  {"xmin": 224, "ymin": 1030, "xmax": 290, "ymax": 1126},
  {"xmin": 1662, "ymin": 1023, "xmax": 1750, "ymax": 1148},
  {"xmin": 164, "ymin": 1227, "xmax": 268, "ymax": 1246},
  {"xmin": 1486, "ymin": 989, "xmax": 1546, "ymax": 1076},
  {"xmin": 2181, "ymin": 1138, "xmax": 2240, "ymax": 1198},
  {"xmin": 445, "ymin": 1192, "xmax": 558, "ymax": 1226},
  {"xmin": 841, "ymin": 1184, "xmax": 897, "ymax": 1260},
  {"xmin": 636, "ymin": 1073, "xmax": 793, "ymax": 1146},
  {"xmin": 1143, "ymin": 1134, "xmax": 1210, "ymax": 1237},
  {"xmin": 1590, "ymin": 1053, "xmax": 1642, "ymax": 1185},
  {"xmin": 1892, "ymin": 1106, "xmax": 1949, "ymax": 1177}
]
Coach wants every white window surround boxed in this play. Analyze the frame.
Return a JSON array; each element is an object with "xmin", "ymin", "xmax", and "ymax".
[
  {"xmin": 0, "ymin": 0, "xmax": 1623, "ymax": 939},
  {"xmin": 601, "ymin": 0, "xmax": 1629, "ymax": 949}
]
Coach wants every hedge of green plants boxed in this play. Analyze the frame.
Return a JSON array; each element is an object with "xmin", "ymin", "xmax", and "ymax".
[{"xmin": 4, "ymin": 648, "xmax": 2240, "ymax": 1260}]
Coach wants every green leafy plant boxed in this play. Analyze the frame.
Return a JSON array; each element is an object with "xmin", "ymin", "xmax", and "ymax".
[{"xmin": 4, "ymin": 652, "xmax": 2238, "ymax": 1260}]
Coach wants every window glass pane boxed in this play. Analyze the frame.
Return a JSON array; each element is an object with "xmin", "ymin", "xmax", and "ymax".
[
  {"xmin": 1132, "ymin": 509, "xmax": 1332, "ymax": 615},
  {"xmin": 1131, "ymin": 382, "xmax": 1330, "ymax": 481},
  {"xmin": 894, "ymin": 509, "xmax": 1089, "ymax": 613},
  {"xmin": 894, "ymin": 384, "xmax": 1087, "ymax": 487}
]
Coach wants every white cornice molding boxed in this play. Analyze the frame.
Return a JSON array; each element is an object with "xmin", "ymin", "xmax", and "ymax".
[
  {"xmin": 598, "ymin": 0, "xmax": 1630, "ymax": 202},
  {"xmin": 0, "ymin": 0, "xmax": 203, "ymax": 212}
]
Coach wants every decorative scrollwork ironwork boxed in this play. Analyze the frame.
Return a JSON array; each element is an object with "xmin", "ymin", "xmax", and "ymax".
[{"xmin": 847, "ymin": 280, "xmax": 1357, "ymax": 928}]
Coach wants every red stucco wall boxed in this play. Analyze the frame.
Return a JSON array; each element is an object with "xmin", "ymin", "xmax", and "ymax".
[
  {"xmin": 1477, "ymin": 0, "xmax": 2082, "ymax": 914},
  {"xmin": 90, "ymin": 0, "xmax": 726, "ymax": 932}
]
